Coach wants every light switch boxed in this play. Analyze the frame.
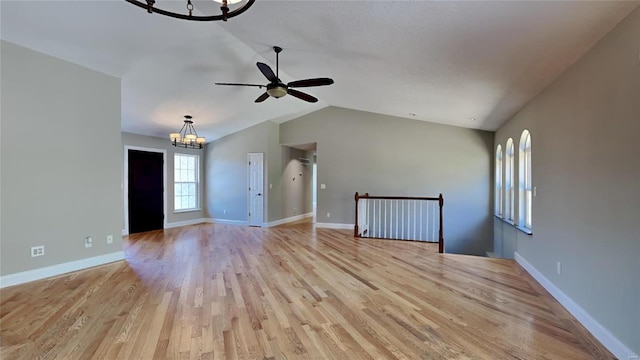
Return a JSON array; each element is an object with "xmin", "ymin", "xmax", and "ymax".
[
  {"xmin": 269, "ymin": 184, "xmax": 272, "ymax": 189},
  {"xmin": 320, "ymin": 184, "xmax": 326, "ymax": 189}
]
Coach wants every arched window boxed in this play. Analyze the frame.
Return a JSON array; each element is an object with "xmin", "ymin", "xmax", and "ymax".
[
  {"xmin": 519, "ymin": 130, "xmax": 532, "ymax": 230},
  {"xmin": 495, "ymin": 145, "xmax": 503, "ymax": 216},
  {"xmin": 505, "ymin": 138, "xmax": 514, "ymax": 222}
]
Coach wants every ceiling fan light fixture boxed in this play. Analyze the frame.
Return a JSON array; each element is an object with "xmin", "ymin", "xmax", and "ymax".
[{"xmin": 266, "ymin": 85, "xmax": 288, "ymax": 98}]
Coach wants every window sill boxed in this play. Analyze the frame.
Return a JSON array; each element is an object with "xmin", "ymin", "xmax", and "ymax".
[
  {"xmin": 174, "ymin": 208, "xmax": 202, "ymax": 214},
  {"xmin": 516, "ymin": 225, "xmax": 533, "ymax": 236},
  {"xmin": 494, "ymin": 215, "xmax": 515, "ymax": 226},
  {"xmin": 494, "ymin": 215, "xmax": 532, "ymax": 236}
]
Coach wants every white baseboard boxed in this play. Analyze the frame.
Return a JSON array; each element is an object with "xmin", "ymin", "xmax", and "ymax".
[
  {"xmin": 315, "ymin": 222, "xmax": 354, "ymax": 230},
  {"xmin": 165, "ymin": 218, "xmax": 208, "ymax": 229},
  {"xmin": 264, "ymin": 212, "xmax": 313, "ymax": 227},
  {"xmin": 209, "ymin": 218, "xmax": 249, "ymax": 226},
  {"xmin": 514, "ymin": 252, "xmax": 638, "ymax": 360},
  {"xmin": 0, "ymin": 251, "xmax": 125, "ymax": 289}
]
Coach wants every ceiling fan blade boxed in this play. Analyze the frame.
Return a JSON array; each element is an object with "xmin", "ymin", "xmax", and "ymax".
[
  {"xmin": 255, "ymin": 92, "xmax": 270, "ymax": 103},
  {"xmin": 287, "ymin": 78, "xmax": 334, "ymax": 88},
  {"xmin": 287, "ymin": 89, "xmax": 318, "ymax": 103},
  {"xmin": 256, "ymin": 62, "xmax": 277, "ymax": 82},
  {"xmin": 215, "ymin": 82, "xmax": 264, "ymax": 88}
]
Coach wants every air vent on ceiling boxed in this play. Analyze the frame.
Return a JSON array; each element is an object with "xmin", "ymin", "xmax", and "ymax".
[{"xmin": 299, "ymin": 158, "xmax": 310, "ymax": 165}]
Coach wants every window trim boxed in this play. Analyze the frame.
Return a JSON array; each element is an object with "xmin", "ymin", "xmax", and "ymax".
[
  {"xmin": 174, "ymin": 153, "xmax": 200, "ymax": 212},
  {"xmin": 495, "ymin": 144, "xmax": 503, "ymax": 216},
  {"xmin": 519, "ymin": 130, "xmax": 532, "ymax": 231},
  {"xmin": 505, "ymin": 138, "xmax": 515, "ymax": 222}
]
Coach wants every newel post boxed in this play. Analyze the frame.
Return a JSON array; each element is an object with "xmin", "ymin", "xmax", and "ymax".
[
  {"xmin": 438, "ymin": 193, "xmax": 444, "ymax": 253},
  {"xmin": 354, "ymin": 192, "xmax": 359, "ymax": 237}
]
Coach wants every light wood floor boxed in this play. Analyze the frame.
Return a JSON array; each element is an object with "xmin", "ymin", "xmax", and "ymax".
[{"xmin": 1, "ymin": 220, "xmax": 613, "ymax": 359}]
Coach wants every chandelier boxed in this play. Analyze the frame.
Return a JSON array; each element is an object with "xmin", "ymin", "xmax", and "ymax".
[
  {"xmin": 125, "ymin": 0, "xmax": 255, "ymax": 22},
  {"xmin": 169, "ymin": 115, "xmax": 206, "ymax": 149}
]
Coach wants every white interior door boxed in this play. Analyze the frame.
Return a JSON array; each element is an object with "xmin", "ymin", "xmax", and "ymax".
[{"xmin": 248, "ymin": 153, "xmax": 264, "ymax": 226}]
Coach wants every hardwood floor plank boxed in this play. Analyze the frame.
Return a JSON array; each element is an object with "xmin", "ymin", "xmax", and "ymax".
[{"xmin": 0, "ymin": 221, "xmax": 615, "ymax": 359}]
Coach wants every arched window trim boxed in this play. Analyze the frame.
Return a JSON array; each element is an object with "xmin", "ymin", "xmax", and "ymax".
[
  {"xmin": 495, "ymin": 145, "xmax": 503, "ymax": 216},
  {"xmin": 519, "ymin": 130, "xmax": 532, "ymax": 230},
  {"xmin": 505, "ymin": 138, "xmax": 514, "ymax": 222}
]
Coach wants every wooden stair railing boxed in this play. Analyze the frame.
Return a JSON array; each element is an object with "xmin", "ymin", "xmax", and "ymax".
[{"xmin": 354, "ymin": 192, "xmax": 444, "ymax": 253}]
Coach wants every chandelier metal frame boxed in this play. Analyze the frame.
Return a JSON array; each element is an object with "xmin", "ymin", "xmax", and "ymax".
[
  {"xmin": 169, "ymin": 115, "xmax": 206, "ymax": 149},
  {"xmin": 125, "ymin": 0, "xmax": 255, "ymax": 22}
]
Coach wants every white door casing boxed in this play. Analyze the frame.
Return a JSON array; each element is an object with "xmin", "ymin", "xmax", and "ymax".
[{"xmin": 248, "ymin": 153, "xmax": 264, "ymax": 226}]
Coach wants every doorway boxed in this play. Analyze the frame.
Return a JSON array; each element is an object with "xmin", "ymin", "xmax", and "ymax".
[
  {"xmin": 126, "ymin": 148, "xmax": 165, "ymax": 234},
  {"xmin": 282, "ymin": 142, "xmax": 317, "ymax": 223},
  {"xmin": 248, "ymin": 152, "xmax": 264, "ymax": 226}
]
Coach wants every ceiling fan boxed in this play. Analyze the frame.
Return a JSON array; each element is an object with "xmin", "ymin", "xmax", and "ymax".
[{"xmin": 215, "ymin": 46, "xmax": 334, "ymax": 103}]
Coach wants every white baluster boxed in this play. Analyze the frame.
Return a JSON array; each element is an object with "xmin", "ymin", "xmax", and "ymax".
[
  {"xmin": 389, "ymin": 200, "xmax": 392, "ymax": 239},
  {"xmin": 378, "ymin": 199, "xmax": 382, "ymax": 238},
  {"xmin": 402, "ymin": 200, "xmax": 405, "ymax": 240},
  {"xmin": 432, "ymin": 201, "xmax": 436, "ymax": 242},
  {"xmin": 372, "ymin": 199, "xmax": 376, "ymax": 238},
  {"xmin": 418, "ymin": 200, "xmax": 425, "ymax": 241},
  {"xmin": 384, "ymin": 199, "xmax": 387, "ymax": 239}
]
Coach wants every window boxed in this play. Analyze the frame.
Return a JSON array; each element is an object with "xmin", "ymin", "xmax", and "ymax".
[
  {"xmin": 495, "ymin": 145, "xmax": 503, "ymax": 216},
  {"xmin": 519, "ymin": 130, "xmax": 532, "ymax": 230},
  {"xmin": 505, "ymin": 138, "xmax": 514, "ymax": 222},
  {"xmin": 174, "ymin": 153, "xmax": 199, "ymax": 211}
]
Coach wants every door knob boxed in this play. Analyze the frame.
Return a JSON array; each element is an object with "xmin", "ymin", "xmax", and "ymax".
[{"xmin": 257, "ymin": 193, "xmax": 262, "ymax": 196}]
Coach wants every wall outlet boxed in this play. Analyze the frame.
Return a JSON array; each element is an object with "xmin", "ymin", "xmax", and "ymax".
[
  {"xmin": 107, "ymin": 235, "xmax": 114, "ymax": 244},
  {"xmin": 223, "ymin": 209, "xmax": 227, "ymax": 215},
  {"xmin": 320, "ymin": 184, "xmax": 326, "ymax": 189},
  {"xmin": 556, "ymin": 261, "xmax": 562, "ymax": 275},
  {"xmin": 85, "ymin": 236, "xmax": 93, "ymax": 248},
  {"xmin": 326, "ymin": 212, "xmax": 331, "ymax": 218},
  {"xmin": 294, "ymin": 207, "xmax": 298, "ymax": 214},
  {"xmin": 31, "ymin": 245, "xmax": 45, "ymax": 257}
]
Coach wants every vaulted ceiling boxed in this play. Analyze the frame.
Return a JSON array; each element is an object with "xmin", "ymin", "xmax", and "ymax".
[{"xmin": 2, "ymin": 1, "xmax": 638, "ymax": 142}]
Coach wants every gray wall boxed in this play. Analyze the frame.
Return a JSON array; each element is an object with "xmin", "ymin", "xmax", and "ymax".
[
  {"xmin": 494, "ymin": 7, "xmax": 640, "ymax": 354},
  {"xmin": 266, "ymin": 122, "xmax": 284, "ymax": 222},
  {"xmin": 0, "ymin": 41, "xmax": 122, "ymax": 275},
  {"xmin": 493, "ymin": 218, "xmax": 519, "ymax": 259},
  {"xmin": 205, "ymin": 121, "xmax": 273, "ymax": 222},
  {"xmin": 121, "ymin": 132, "xmax": 205, "ymax": 228},
  {"xmin": 205, "ymin": 121, "xmax": 314, "ymax": 224},
  {"xmin": 280, "ymin": 107, "xmax": 494, "ymax": 255}
]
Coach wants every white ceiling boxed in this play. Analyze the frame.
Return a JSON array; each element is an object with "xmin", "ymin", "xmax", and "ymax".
[{"xmin": 2, "ymin": 1, "xmax": 638, "ymax": 142}]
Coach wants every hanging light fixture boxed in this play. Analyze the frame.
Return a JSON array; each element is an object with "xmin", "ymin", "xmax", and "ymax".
[
  {"xmin": 169, "ymin": 115, "xmax": 206, "ymax": 149},
  {"xmin": 125, "ymin": 0, "xmax": 255, "ymax": 22}
]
